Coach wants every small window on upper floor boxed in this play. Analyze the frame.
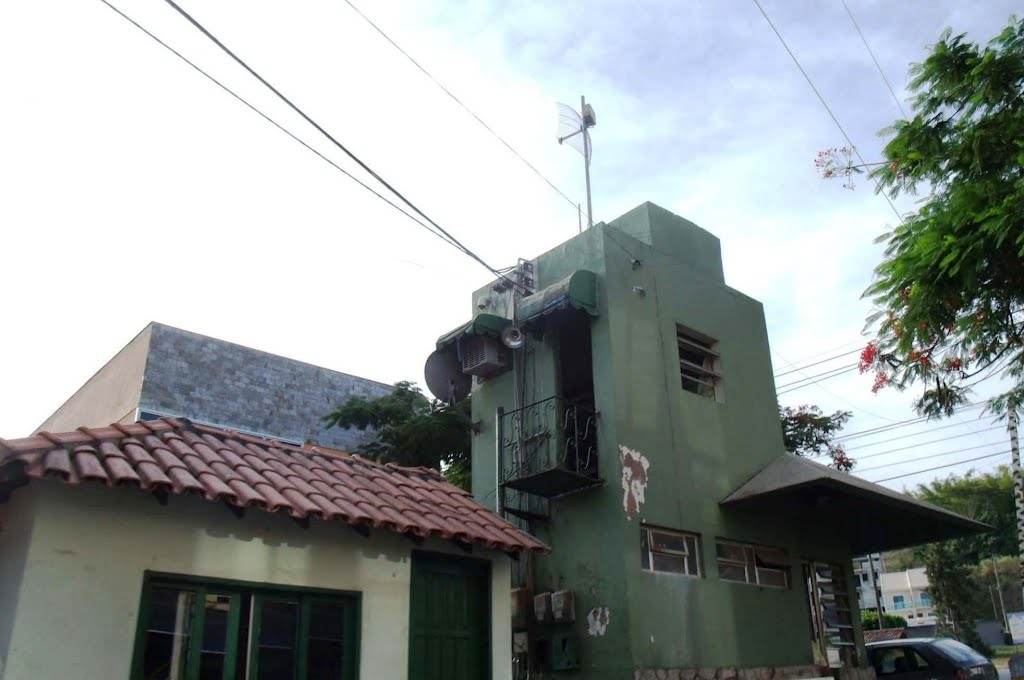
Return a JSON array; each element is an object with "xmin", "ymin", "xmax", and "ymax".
[
  {"xmin": 676, "ymin": 325, "xmax": 722, "ymax": 401},
  {"xmin": 716, "ymin": 540, "xmax": 789, "ymax": 588},
  {"xmin": 640, "ymin": 525, "xmax": 701, "ymax": 577}
]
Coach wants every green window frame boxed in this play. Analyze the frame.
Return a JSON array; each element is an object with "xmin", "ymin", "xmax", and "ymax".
[{"xmin": 130, "ymin": 573, "xmax": 359, "ymax": 680}]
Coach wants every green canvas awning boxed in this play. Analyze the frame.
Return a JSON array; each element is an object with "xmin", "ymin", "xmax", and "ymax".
[
  {"xmin": 517, "ymin": 270, "xmax": 599, "ymax": 325},
  {"xmin": 436, "ymin": 313, "xmax": 508, "ymax": 350}
]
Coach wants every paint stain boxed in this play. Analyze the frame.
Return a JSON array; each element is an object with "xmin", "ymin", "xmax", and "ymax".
[
  {"xmin": 619, "ymin": 445, "xmax": 650, "ymax": 520},
  {"xmin": 587, "ymin": 606, "xmax": 610, "ymax": 636}
]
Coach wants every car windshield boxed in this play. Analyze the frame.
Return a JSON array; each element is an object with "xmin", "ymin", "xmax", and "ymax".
[{"xmin": 933, "ymin": 639, "xmax": 989, "ymax": 665}]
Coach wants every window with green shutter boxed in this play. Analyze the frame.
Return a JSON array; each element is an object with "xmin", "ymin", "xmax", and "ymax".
[{"xmin": 131, "ymin": 575, "xmax": 359, "ymax": 680}]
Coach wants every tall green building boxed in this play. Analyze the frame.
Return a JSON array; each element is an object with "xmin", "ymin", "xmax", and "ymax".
[{"xmin": 433, "ymin": 202, "xmax": 982, "ymax": 679}]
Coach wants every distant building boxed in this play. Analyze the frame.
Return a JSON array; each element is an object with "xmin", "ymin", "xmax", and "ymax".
[
  {"xmin": 36, "ymin": 322, "xmax": 391, "ymax": 451},
  {"xmin": 880, "ymin": 568, "xmax": 936, "ymax": 627},
  {"xmin": 853, "ymin": 554, "xmax": 887, "ymax": 610}
]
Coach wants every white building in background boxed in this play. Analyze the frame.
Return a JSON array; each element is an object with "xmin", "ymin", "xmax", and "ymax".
[
  {"xmin": 879, "ymin": 568, "xmax": 936, "ymax": 627},
  {"xmin": 853, "ymin": 554, "xmax": 886, "ymax": 610}
]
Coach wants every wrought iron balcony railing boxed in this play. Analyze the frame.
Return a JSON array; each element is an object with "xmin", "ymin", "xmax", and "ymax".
[{"xmin": 498, "ymin": 395, "xmax": 601, "ymax": 498}]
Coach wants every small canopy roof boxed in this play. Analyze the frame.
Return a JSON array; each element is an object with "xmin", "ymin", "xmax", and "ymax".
[
  {"xmin": 518, "ymin": 270, "xmax": 599, "ymax": 326},
  {"xmin": 720, "ymin": 454, "xmax": 989, "ymax": 554},
  {"xmin": 436, "ymin": 313, "xmax": 508, "ymax": 350}
]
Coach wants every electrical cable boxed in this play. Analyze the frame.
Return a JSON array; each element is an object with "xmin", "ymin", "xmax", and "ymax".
[
  {"xmin": 856, "ymin": 443, "xmax": 1008, "ymax": 473},
  {"xmin": 843, "ymin": 423, "xmax": 1003, "ymax": 456},
  {"xmin": 339, "ymin": 0, "xmax": 581, "ymax": 213},
  {"xmin": 844, "ymin": 417, "xmax": 986, "ymax": 452},
  {"xmin": 834, "ymin": 402, "xmax": 986, "ymax": 443},
  {"xmin": 867, "ymin": 450, "xmax": 1009, "ymax": 484},
  {"xmin": 839, "ymin": 0, "xmax": 908, "ymax": 119},
  {"xmin": 776, "ymin": 365, "xmax": 858, "ymax": 394},
  {"xmin": 751, "ymin": 0, "xmax": 904, "ymax": 223},
  {"xmin": 776, "ymin": 363, "xmax": 858, "ymax": 391},
  {"xmin": 161, "ymin": 0, "xmax": 527, "ymax": 292},
  {"xmin": 96, "ymin": 0, "xmax": 459, "ymax": 255},
  {"xmin": 774, "ymin": 348, "xmax": 861, "ymax": 378}
]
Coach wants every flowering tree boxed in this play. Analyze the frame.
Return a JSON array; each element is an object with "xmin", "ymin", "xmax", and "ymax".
[
  {"xmin": 779, "ymin": 405, "xmax": 853, "ymax": 471},
  {"xmin": 855, "ymin": 17, "xmax": 1024, "ymax": 417}
]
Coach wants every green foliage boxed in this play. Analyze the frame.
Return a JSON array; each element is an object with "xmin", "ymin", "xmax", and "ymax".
[
  {"xmin": 922, "ymin": 541, "xmax": 994, "ymax": 656},
  {"xmin": 779, "ymin": 405, "xmax": 854, "ymax": 470},
  {"xmin": 914, "ymin": 466, "xmax": 1016, "ymax": 558},
  {"xmin": 904, "ymin": 468, "xmax": 1015, "ymax": 653},
  {"xmin": 323, "ymin": 381, "xmax": 472, "ymax": 489},
  {"xmin": 860, "ymin": 610, "xmax": 909, "ymax": 630},
  {"xmin": 859, "ymin": 16, "xmax": 1024, "ymax": 417}
]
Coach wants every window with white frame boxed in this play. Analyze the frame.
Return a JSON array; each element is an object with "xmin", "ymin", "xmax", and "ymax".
[
  {"xmin": 676, "ymin": 326, "xmax": 722, "ymax": 400},
  {"xmin": 892, "ymin": 594, "xmax": 907, "ymax": 610},
  {"xmin": 715, "ymin": 540, "xmax": 789, "ymax": 588},
  {"xmin": 640, "ymin": 525, "xmax": 701, "ymax": 576}
]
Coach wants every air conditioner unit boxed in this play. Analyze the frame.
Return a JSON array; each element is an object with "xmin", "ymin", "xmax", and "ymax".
[{"xmin": 461, "ymin": 336, "xmax": 507, "ymax": 377}]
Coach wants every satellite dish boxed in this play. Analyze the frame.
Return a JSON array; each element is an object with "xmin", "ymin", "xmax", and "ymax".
[
  {"xmin": 424, "ymin": 350, "xmax": 471, "ymax": 405},
  {"xmin": 501, "ymin": 325, "xmax": 525, "ymax": 350}
]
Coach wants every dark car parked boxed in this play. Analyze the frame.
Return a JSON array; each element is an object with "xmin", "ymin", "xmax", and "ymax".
[{"xmin": 867, "ymin": 638, "xmax": 997, "ymax": 680}]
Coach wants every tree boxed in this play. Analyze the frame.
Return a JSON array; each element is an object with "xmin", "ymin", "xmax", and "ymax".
[
  {"xmin": 904, "ymin": 469, "xmax": 1015, "ymax": 653},
  {"xmin": 323, "ymin": 381, "xmax": 472, "ymax": 488},
  {"xmin": 860, "ymin": 611, "xmax": 908, "ymax": 630},
  {"xmin": 779, "ymin": 405, "xmax": 854, "ymax": 471},
  {"xmin": 914, "ymin": 466, "xmax": 1016, "ymax": 558},
  {"xmin": 855, "ymin": 17, "xmax": 1024, "ymax": 417},
  {"xmin": 326, "ymin": 384, "xmax": 854, "ymax": 492}
]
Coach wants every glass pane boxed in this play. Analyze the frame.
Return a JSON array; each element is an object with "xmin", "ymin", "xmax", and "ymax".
[
  {"xmin": 143, "ymin": 589, "xmax": 196, "ymax": 680},
  {"xmin": 754, "ymin": 547, "xmax": 788, "ymax": 568},
  {"xmin": 716, "ymin": 542, "xmax": 747, "ymax": 564},
  {"xmin": 719, "ymin": 564, "xmax": 748, "ymax": 582},
  {"xmin": 650, "ymin": 531, "xmax": 690, "ymax": 555},
  {"xmin": 757, "ymin": 568, "xmax": 788, "ymax": 588},
  {"xmin": 309, "ymin": 601, "xmax": 345, "ymax": 641},
  {"xmin": 640, "ymin": 529, "xmax": 651, "ymax": 570},
  {"xmin": 200, "ymin": 593, "xmax": 233, "ymax": 680},
  {"xmin": 256, "ymin": 600, "xmax": 297, "ymax": 680},
  {"xmin": 651, "ymin": 553, "xmax": 689, "ymax": 574},
  {"xmin": 686, "ymin": 552, "xmax": 700, "ymax": 577},
  {"xmin": 307, "ymin": 639, "xmax": 345, "ymax": 680}
]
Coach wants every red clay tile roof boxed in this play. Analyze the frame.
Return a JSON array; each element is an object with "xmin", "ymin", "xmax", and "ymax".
[
  {"xmin": 0, "ymin": 417, "xmax": 547, "ymax": 554},
  {"xmin": 864, "ymin": 628, "xmax": 908, "ymax": 643}
]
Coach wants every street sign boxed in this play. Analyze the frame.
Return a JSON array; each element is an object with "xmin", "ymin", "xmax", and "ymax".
[{"xmin": 1007, "ymin": 611, "xmax": 1024, "ymax": 644}]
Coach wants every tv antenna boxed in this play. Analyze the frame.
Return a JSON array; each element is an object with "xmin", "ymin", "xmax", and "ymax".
[{"xmin": 557, "ymin": 96, "xmax": 597, "ymax": 231}]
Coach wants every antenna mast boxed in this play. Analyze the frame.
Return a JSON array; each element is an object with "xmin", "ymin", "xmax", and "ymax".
[{"xmin": 557, "ymin": 96, "xmax": 597, "ymax": 229}]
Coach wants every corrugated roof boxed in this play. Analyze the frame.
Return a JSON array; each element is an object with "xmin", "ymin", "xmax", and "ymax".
[{"xmin": 0, "ymin": 417, "xmax": 548, "ymax": 555}]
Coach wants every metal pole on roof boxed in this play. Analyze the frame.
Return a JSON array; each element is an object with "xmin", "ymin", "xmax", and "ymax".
[{"xmin": 581, "ymin": 95, "xmax": 594, "ymax": 229}]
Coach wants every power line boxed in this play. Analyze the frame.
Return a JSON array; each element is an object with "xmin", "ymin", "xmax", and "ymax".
[
  {"xmin": 751, "ymin": 0, "xmax": 904, "ymax": 224},
  {"xmin": 823, "ymin": 426, "xmax": 999, "ymax": 462},
  {"xmin": 857, "ymin": 443, "xmax": 1008, "ymax": 473},
  {"xmin": 774, "ymin": 348, "xmax": 860, "ymax": 378},
  {"xmin": 96, "ymin": 0, "xmax": 460, "ymax": 255},
  {"xmin": 777, "ymin": 365, "xmax": 858, "ymax": 394},
  {"xmin": 339, "ymin": 0, "xmax": 580, "ymax": 213},
  {"xmin": 844, "ymin": 417, "xmax": 986, "ymax": 452},
  {"xmin": 834, "ymin": 402, "xmax": 986, "ymax": 443},
  {"xmin": 839, "ymin": 0, "xmax": 908, "ymax": 119},
  {"xmin": 161, "ymin": 0, "xmax": 526, "ymax": 292},
  {"xmin": 868, "ymin": 450, "xmax": 1009, "ymax": 484}
]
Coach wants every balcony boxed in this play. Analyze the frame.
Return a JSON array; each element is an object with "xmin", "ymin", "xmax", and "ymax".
[{"xmin": 498, "ymin": 396, "xmax": 601, "ymax": 499}]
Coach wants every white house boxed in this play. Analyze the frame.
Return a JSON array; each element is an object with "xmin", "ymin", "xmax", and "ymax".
[
  {"xmin": 879, "ymin": 568, "xmax": 936, "ymax": 627},
  {"xmin": 0, "ymin": 417, "xmax": 547, "ymax": 679}
]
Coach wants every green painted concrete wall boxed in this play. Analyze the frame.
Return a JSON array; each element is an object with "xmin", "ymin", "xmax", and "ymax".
[{"xmin": 470, "ymin": 203, "xmax": 864, "ymax": 677}]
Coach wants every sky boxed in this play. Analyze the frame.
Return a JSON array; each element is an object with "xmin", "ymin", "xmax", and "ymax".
[{"xmin": 0, "ymin": 0, "xmax": 1019, "ymax": 490}]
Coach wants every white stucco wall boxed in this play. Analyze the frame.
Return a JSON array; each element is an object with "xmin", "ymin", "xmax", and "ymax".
[{"xmin": 1, "ymin": 481, "xmax": 511, "ymax": 680}]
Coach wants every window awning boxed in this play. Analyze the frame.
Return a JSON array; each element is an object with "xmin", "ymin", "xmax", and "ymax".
[
  {"xmin": 436, "ymin": 313, "xmax": 508, "ymax": 350},
  {"xmin": 517, "ymin": 269, "xmax": 599, "ymax": 326},
  {"xmin": 720, "ymin": 454, "xmax": 989, "ymax": 554}
]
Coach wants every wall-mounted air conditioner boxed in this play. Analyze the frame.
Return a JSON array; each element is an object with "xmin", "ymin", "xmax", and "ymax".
[{"xmin": 461, "ymin": 336, "xmax": 507, "ymax": 377}]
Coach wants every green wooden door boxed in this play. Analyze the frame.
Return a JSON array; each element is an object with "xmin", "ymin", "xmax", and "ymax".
[{"xmin": 408, "ymin": 553, "xmax": 490, "ymax": 680}]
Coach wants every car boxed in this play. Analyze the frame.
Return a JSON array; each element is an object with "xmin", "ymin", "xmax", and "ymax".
[{"xmin": 866, "ymin": 638, "xmax": 997, "ymax": 680}]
